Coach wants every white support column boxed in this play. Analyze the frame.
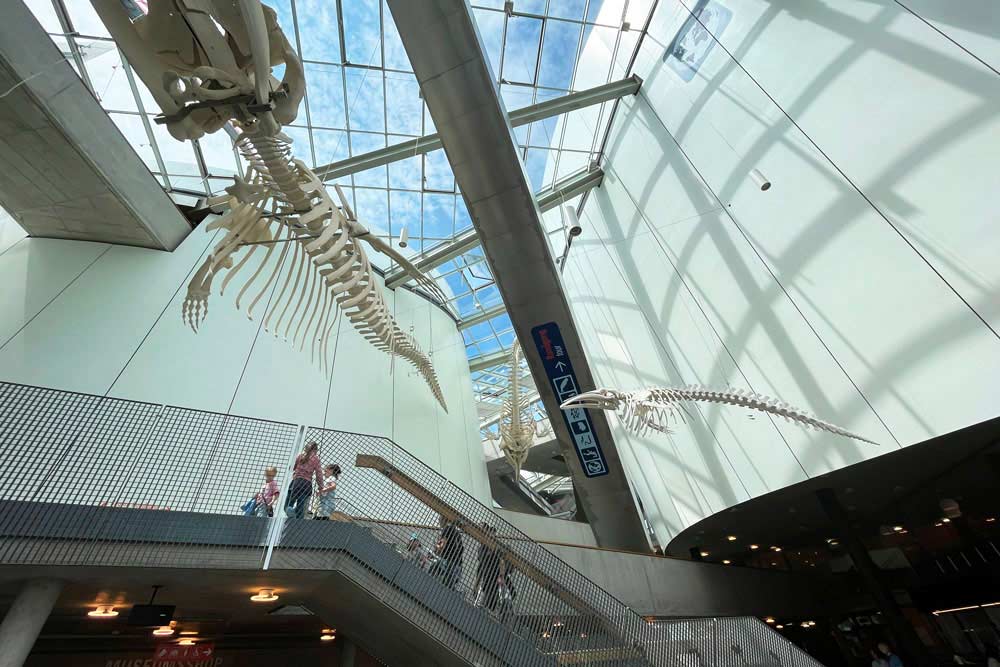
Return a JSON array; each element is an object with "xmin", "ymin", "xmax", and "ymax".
[{"xmin": 0, "ymin": 579, "xmax": 62, "ymax": 667}]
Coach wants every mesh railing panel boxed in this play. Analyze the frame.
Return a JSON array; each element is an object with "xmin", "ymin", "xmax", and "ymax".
[{"xmin": 0, "ymin": 381, "xmax": 822, "ymax": 667}]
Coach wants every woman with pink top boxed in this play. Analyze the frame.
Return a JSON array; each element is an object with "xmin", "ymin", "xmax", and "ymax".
[{"xmin": 285, "ymin": 441, "xmax": 323, "ymax": 519}]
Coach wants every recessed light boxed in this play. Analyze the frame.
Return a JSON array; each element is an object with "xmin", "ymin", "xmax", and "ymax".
[
  {"xmin": 541, "ymin": 631, "xmax": 551, "ymax": 639},
  {"xmin": 776, "ymin": 625, "xmax": 784, "ymax": 629},
  {"xmin": 771, "ymin": 546, "xmax": 782, "ymax": 552},
  {"xmin": 251, "ymin": 589, "xmax": 279, "ymax": 602},
  {"xmin": 320, "ymin": 634, "xmax": 336, "ymax": 642},
  {"xmin": 935, "ymin": 522, "xmax": 944, "ymax": 527},
  {"xmin": 580, "ymin": 633, "xmax": 588, "ymax": 639},
  {"xmin": 722, "ymin": 560, "xmax": 731, "ymax": 565},
  {"xmin": 152, "ymin": 626, "xmax": 174, "ymax": 637},
  {"xmin": 987, "ymin": 518, "xmax": 996, "ymax": 523},
  {"xmin": 892, "ymin": 526, "xmax": 904, "ymax": 532},
  {"xmin": 942, "ymin": 518, "xmax": 951, "ymax": 523},
  {"xmin": 700, "ymin": 551, "xmax": 710, "ymax": 557},
  {"xmin": 88, "ymin": 606, "xmax": 118, "ymax": 618},
  {"xmin": 179, "ymin": 631, "xmax": 198, "ymax": 636},
  {"xmin": 178, "ymin": 639, "xmax": 196, "ymax": 646},
  {"xmin": 765, "ymin": 617, "xmax": 776, "ymax": 624},
  {"xmin": 726, "ymin": 535, "xmax": 737, "ymax": 542},
  {"xmin": 749, "ymin": 544, "xmax": 759, "ymax": 550}
]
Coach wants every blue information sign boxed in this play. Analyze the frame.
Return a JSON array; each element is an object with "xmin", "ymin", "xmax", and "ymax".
[{"xmin": 530, "ymin": 321, "xmax": 609, "ymax": 478}]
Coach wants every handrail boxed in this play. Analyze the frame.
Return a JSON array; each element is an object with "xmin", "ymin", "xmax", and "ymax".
[{"xmin": 356, "ymin": 453, "xmax": 639, "ymax": 654}]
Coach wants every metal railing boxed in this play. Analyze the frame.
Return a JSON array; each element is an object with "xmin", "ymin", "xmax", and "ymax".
[{"xmin": 0, "ymin": 381, "xmax": 823, "ymax": 667}]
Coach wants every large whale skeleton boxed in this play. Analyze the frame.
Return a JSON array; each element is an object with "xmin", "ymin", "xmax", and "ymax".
[{"xmin": 90, "ymin": 0, "xmax": 447, "ymax": 410}]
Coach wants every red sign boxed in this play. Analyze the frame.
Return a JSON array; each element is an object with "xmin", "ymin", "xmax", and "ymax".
[{"xmin": 153, "ymin": 643, "xmax": 215, "ymax": 665}]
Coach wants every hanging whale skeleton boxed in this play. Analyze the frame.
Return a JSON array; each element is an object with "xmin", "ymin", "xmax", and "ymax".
[{"xmin": 89, "ymin": 0, "xmax": 447, "ymax": 410}]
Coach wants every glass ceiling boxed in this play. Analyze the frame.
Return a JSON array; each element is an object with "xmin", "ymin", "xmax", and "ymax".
[{"xmin": 23, "ymin": 0, "xmax": 651, "ymax": 432}]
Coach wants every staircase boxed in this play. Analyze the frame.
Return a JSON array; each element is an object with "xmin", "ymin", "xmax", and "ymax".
[{"xmin": 0, "ymin": 381, "xmax": 823, "ymax": 666}]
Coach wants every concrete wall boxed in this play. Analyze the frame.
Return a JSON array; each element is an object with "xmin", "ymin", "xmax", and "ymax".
[
  {"xmin": 495, "ymin": 510, "xmax": 598, "ymax": 547},
  {"xmin": 0, "ymin": 215, "xmax": 490, "ymax": 502},
  {"xmin": 547, "ymin": 0, "xmax": 1000, "ymax": 544},
  {"xmin": 544, "ymin": 542, "xmax": 857, "ymax": 618}
]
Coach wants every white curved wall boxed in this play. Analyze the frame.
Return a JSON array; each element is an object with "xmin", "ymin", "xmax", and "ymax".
[
  {"xmin": 552, "ymin": 0, "xmax": 1000, "ymax": 544},
  {"xmin": 0, "ymin": 219, "xmax": 490, "ymax": 503}
]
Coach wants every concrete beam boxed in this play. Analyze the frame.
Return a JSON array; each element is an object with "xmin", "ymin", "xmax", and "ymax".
[
  {"xmin": 313, "ymin": 76, "xmax": 639, "ymax": 183},
  {"xmin": 386, "ymin": 0, "xmax": 648, "ymax": 550},
  {"xmin": 0, "ymin": 3, "xmax": 191, "ymax": 250}
]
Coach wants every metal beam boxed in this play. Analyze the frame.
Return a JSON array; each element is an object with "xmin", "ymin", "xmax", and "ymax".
[
  {"xmin": 384, "ymin": 227, "xmax": 479, "ymax": 289},
  {"xmin": 536, "ymin": 166, "xmax": 605, "ymax": 212},
  {"xmin": 468, "ymin": 348, "xmax": 512, "ymax": 373},
  {"xmin": 457, "ymin": 303, "xmax": 507, "ymax": 330},
  {"xmin": 313, "ymin": 76, "xmax": 640, "ymax": 182},
  {"xmin": 384, "ymin": 166, "xmax": 605, "ymax": 289},
  {"xmin": 387, "ymin": 0, "xmax": 648, "ymax": 551}
]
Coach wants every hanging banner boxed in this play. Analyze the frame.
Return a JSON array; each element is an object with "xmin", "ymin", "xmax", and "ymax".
[{"xmin": 530, "ymin": 322, "xmax": 609, "ymax": 477}]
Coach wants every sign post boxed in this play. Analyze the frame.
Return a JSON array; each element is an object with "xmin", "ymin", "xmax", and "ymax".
[{"xmin": 530, "ymin": 322, "xmax": 609, "ymax": 478}]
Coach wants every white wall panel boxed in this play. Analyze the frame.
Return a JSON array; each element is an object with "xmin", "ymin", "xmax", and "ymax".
[
  {"xmin": 0, "ymin": 210, "xmax": 26, "ymax": 255},
  {"xmin": 0, "ymin": 238, "xmax": 107, "ymax": 348},
  {"xmin": 0, "ymin": 230, "xmax": 489, "ymax": 502},
  {"xmin": 557, "ymin": 0, "xmax": 1000, "ymax": 542}
]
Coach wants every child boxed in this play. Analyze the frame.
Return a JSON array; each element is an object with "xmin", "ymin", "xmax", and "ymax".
[
  {"xmin": 251, "ymin": 466, "xmax": 280, "ymax": 517},
  {"xmin": 314, "ymin": 464, "xmax": 341, "ymax": 520}
]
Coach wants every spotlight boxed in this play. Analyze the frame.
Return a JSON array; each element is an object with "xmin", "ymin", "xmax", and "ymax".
[
  {"xmin": 88, "ymin": 606, "xmax": 118, "ymax": 618},
  {"xmin": 397, "ymin": 225, "xmax": 409, "ymax": 248},
  {"xmin": 250, "ymin": 589, "xmax": 279, "ymax": 602}
]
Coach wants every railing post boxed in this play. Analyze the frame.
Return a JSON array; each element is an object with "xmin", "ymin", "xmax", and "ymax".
[
  {"xmin": 263, "ymin": 424, "xmax": 306, "ymax": 570},
  {"xmin": 712, "ymin": 617, "xmax": 718, "ymax": 667}
]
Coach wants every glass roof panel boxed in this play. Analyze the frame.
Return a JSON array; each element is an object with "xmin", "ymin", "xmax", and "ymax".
[{"xmin": 22, "ymin": 0, "xmax": 651, "ymax": 422}]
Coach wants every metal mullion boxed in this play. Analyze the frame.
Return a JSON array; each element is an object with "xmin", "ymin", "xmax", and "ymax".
[
  {"xmin": 289, "ymin": 0, "xmax": 318, "ymax": 168},
  {"xmin": 546, "ymin": 16, "xmax": 587, "ymax": 184},
  {"xmin": 50, "ymin": 0, "xmax": 96, "ymax": 94},
  {"xmin": 119, "ymin": 51, "xmax": 172, "ymax": 191},
  {"xmin": 335, "ymin": 1, "xmax": 357, "ymax": 207},
  {"xmin": 586, "ymin": 2, "xmax": 628, "ymax": 158},
  {"xmin": 471, "ymin": 4, "xmax": 619, "ymax": 29},
  {"xmin": 532, "ymin": 16, "xmax": 546, "ymax": 89},
  {"xmin": 497, "ymin": 9, "xmax": 510, "ymax": 84}
]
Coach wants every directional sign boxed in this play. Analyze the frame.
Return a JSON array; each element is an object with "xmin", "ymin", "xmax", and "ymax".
[
  {"xmin": 154, "ymin": 642, "xmax": 215, "ymax": 665},
  {"xmin": 530, "ymin": 322, "xmax": 609, "ymax": 478}
]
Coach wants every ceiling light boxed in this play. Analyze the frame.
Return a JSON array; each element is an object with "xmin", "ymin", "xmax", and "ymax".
[
  {"xmin": 700, "ymin": 551, "xmax": 709, "ymax": 557},
  {"xmin": 765, "ymin": 617, "xmax": 776, "ymax": 624},
  {"xmin": 808, "ymin": 621, "xmax": 817, "ymax": 627},
  {"xmin": 776, "ymin": 625, "xmax": 784, "ymax": 629},
  {"xmin": 88, "ymin": 606, "xmax": 118, "ymax": 618},
  {"xmin": 178, "ymin": 639, "xmax": 196, "ymax": 646},
  {"xmin": 320, "ymin": 634, "xmax": 336, "ymax": 642},
  {"xmin": 941, "ymin": 517, "xmax": 951, "ymax": 523},
  {"xmin": 892, "ymin": 526, "xmax": 904, "ymax": 532},
  {"xmin": 580, "ymin": 633, "xmax": 588, "ymax": 639},
  {"xmin": 933, "ymin": 603, "xmax": 1000, "ymax": 615},
  {"xmin": 749, "ymin": 544, "xmax": 759, "ymax": 550},
  {"xmin": 152, "ymin": 626, "xmax": 174, "ymax": 637},
  {"xmin": 553, "ymin": 620, "xmax": 564, "ymax": 627},
  {"xmin": 986, "ymin": 518, "xmax": 996, "ymax": 523},
  {"xmin": 750, "ymin": 168, "xmax": 771, "ymax": 191},
  {"xmin": 722, "ymin": 560, "xmax": 732, "ymax": 565},
  {"xmin": 771, "ymin": 546, "xmax": 782, "ymax": 552},
  {"xmin": 179, "ymin": 631, "xmax": 198, "ymax": 636},
  {"xmin": 800, "ymin": 622, "xmax": 811, "ymax": 628},
  {"xmin": 726, "ymin": 535, "xmax": 737, "ymax": 541},
  {"xmin": 541, "ymin": 631, "xmax": 551, "ymax": 639},
  {"xmin": 935, "ymin": 522, "xmax": 943, "ymax": 527},
  {"xmin": 251, "ymin": 589, "xmax": 279, "ymax": 602}
]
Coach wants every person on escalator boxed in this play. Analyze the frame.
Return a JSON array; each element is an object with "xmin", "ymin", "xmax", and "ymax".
[{"xmin": 433, "ymin": 515, "xmax": 465, "ymax": 590}]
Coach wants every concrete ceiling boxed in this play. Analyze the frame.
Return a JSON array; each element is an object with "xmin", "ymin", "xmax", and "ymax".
[{"xmin": 0, "ymin": 2, "xmax": 190, "ymax": 250}]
